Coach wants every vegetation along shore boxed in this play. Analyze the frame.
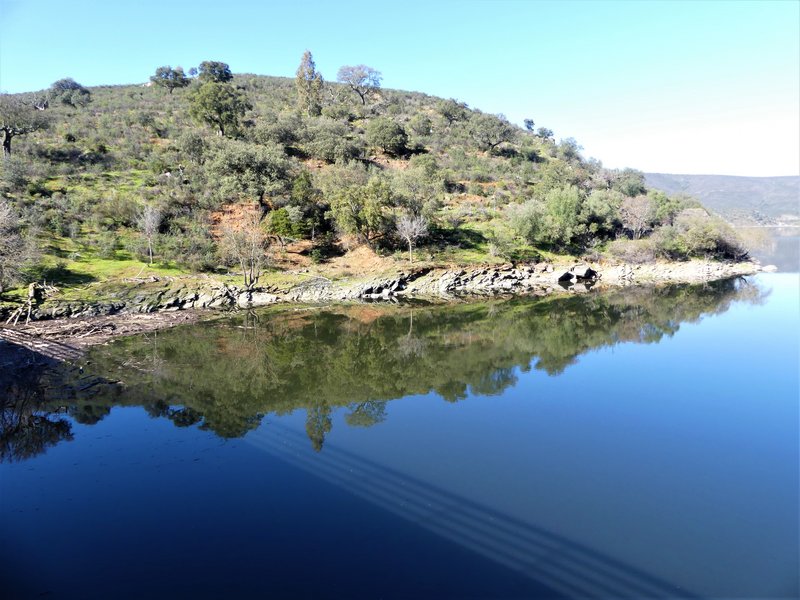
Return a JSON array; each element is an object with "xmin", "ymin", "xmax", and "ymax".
[{"xmin": 1, "ymin": 55, "xmax": 765, "ymax": 338}]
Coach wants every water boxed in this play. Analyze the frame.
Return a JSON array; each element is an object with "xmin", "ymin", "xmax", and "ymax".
[
  {"xmin": 743, "ymin": 227, "xmax": 800, "ymax": 272},
  {"xmin": 1, "ymin": 274, "xmax": 798, "ymax": 599}
]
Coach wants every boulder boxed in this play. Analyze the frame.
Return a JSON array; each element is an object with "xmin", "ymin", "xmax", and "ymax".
[
  {"xmin": 250, "ymin": 292, "xmax": 279, "ymax": 306},
  {"xmin": 558, "ymin": 271, "xmax": 576, "ymax": 283},
  {"xmin": 571, "ymin": 265, "xmax": 598, "ymax": 280}
]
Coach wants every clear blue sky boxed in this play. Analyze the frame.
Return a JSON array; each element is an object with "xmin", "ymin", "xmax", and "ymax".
[{"xmin": 1, "ymin": 0, "xmax": 798, "ymax": 176}]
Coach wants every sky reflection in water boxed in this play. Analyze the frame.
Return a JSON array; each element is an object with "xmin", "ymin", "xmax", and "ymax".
[{"xmin": 1, "ymin": 274, "xmax": 797, "ymax": 599}]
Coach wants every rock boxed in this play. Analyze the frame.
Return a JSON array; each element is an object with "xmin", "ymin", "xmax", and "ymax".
[
  {"xmin": 236, "ymin": 293, "xmax": 252, "ymax": 308},
  {"xmin": 250, "ymin": 292, "xmax": 279, "ymax": 306},
  {"xmin": 558, "ymin": 271, "xmax": 576, "ymax": 283},
  {"xmin": 571, "ymin": 265, "xmax": 598, "ymax": 280}
]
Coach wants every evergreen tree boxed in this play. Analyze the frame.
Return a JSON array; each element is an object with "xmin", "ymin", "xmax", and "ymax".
[{"xmin": 295, "ymin": 51, "xmax": 324, "ymax": 117}]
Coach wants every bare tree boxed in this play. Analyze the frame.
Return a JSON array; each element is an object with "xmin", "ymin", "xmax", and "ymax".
[
  {"xmin": 0, "ymin": 201, "xmax": 32, "ymax": 296},
  {"xmin": 619, "ymin": 196, "xmax": 654, "ymax": 240},
  {"xmin": 336, "ymin": 65, "xmax": 382, "ymax": 105},
  {"xmin": 137, "ymin": 205, "xmax": 161, "ymax": 265},
  {"xmin": 0, "ymin": 95, "xmax": 49, "ymax": 157},
  {"xmin": 219, "ymin": 209, "xmax": 268, "ymax": 289},
  {"xmin": 396, "ymin": 213, "xmax": 429, "ymax": 264}
]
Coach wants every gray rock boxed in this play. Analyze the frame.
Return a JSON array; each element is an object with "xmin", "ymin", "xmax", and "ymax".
[
  {"xmin": 250, "ymin": 292, "xmax": 279, "ymax": 305},
  {"xmin": 571, "ymin": 265, "xmax": 598, "ymax": 280}
]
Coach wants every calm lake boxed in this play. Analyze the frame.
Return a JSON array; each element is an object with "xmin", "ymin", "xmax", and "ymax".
[{"xmin": 1, "ymin": 274, "xmax": 798, "ymax": 599}]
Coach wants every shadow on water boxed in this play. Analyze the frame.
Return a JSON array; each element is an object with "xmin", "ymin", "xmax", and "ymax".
[
  {"xmin": 248, "ymin": 423, "xmax": 697, "ymax": 598},
  {"xmin": 0, "ymin": 333, "xmax": 117, "ymax": 463},
  {"xmin": 1, "ymin": 276, "xmax": 767, "ymax": 462}
]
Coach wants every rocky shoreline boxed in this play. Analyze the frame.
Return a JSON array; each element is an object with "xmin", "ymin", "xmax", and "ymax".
[
  {"xmin": 0, "ymin": 257, "xmax": 765, "ymax": 356},
  {"xmin": 0, "ymin": 258, "xmax": 765, "ymax": 325}
]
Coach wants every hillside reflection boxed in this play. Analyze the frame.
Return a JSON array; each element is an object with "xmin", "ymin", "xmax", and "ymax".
[{"xmin": 1, "ymin": 276, "xmax": 765, "ymax": 459}]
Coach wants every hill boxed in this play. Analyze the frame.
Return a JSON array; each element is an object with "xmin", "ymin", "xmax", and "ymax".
[
  {"xmin": 0, "ymin": 60, "xmax": 751, "ymax": 306},
  {"xmin": 645, "ymin": 173, "xmax": 800, "ymax": 226}
]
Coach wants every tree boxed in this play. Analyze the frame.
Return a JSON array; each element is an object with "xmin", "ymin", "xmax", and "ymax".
[
  {"xmin": 267, "ymin": 207, "xmax": 304, "ymax": 249},
  {"xmin": 468, "ymin": 112, "xmax": 517, "ymax": 152},
  {"xmin": 179, "ymin": 130, "xmax": 207, "ymax": 164},
  {"xmin": 188, "ymin": 82, "xmax": 251, "ymax": 136},
  {"xmin": 288, "ymin": 170, "xmax": 325, "ymax": 240},
  {"xmin": 302, "ymin": 117, "xmax": 364, "ymax": 163},
  {"xmin": 345, "ymin": 401, "xmax": 387, "ymax": 427},
  {"xmin": 336, "ymin": 65, "xmax": 382, "ymax": 105},
  {"xmin": 509, "ymin": 199, "xmax": 546, "ymax": 245},
  {"xmin": 393, "ymin": 159, "xmax": 443, "ymax": 217},
  {"xmin": 218, "ymin": 208, "xmax": 268, "ymax": 288},
  {"xmin": 209, "ymin": 139, "xmax": 292, "ymax": 207},
  {"xmin": 49, "ymin": 78, "xmax": 92, "ymax": 108},
  {"xmin": 366, "ymin": 117, "xmax": 407, "ymax": 155},
  {"xmin": 252, "ymin": 110, "xmax": 302, "ymax": 147},
  {"xmin": 198, "ymin": 61, "xmax": 233, "ymax": 83},
  {"xmin": 150, "ymin": 66, "xmax": 190, "ymax": 94},
  {"xmin": 649, "ymin": 190, "xmax": 695, "ymax": 226},
  {"xmin": 436, "ymin": 98, "xmax": 469, "ymax": 126},
  {"xmin": 524, "ymin": 118, "xmax": 535, "ymax": 131},
  {"xmin": 0, "ymin": 201, "xmax": 28, "ymax": 295},
  {"xmin": 409, "ymin": 114, "xmax": 432, "ymax": 137},
  {"xmin": 295, "ymin": 51, "xmax": 324, "ymax": 117},
  {"xmin": 619, "ymin": 195, "xmax": 654, "ymax": 239},
  {"xmin": 327, "ymin": 178, "xmax": 392, "ymax": 245},
  {"xmin": 0, "ymin": 94, "xmax": 49, "ymax": 156},
  {"xmin": 557, "ymin": 137, "xmax": 583, "ymax": 162},
  {"xmin": 396, "ymin": 213, "xmax": 429, "ymax": 264},
  {"xmin": 582, "ymin": 189, "xmax": 623, "ymax": 238},
  {"xmin": 542, "ymin": 185, "xmax": 584, "ymax": 247},
  {"xmin": 612, "ymin": 168, "xmax": 647, "ymax": 197},
  {"xmin": 137, "ymin": 204, "xmax": 161, "ymax": 265},
  {"xmin": 536, "ymin": 127, "xmax": 554, "ymax": 140},
  {"xmin": 305, "ymin": 403, "xmax": 332, "ymax": 451}
]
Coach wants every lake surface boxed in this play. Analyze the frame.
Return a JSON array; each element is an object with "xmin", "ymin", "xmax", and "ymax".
[
  {"xmin": 1, "ymin": 274, "xmax": 798, "ymax": 599},
  {"xmin": 742, "ymin": 227, "xmax": 800, "ymax": 273}
]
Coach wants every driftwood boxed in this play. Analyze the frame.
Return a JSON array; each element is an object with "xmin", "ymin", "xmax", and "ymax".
[{"xmin": 4, "ymin": 282, "xmax": 59, "ymax": 325}]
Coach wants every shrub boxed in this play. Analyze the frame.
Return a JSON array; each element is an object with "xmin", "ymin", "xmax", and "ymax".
[
  {"xmin": 94, "ymin": 231, "xmax": 119, "ymax": 259},
  {"xmin": 653, "ymin": 209, "xmax": 748, "ymax": 260},
  {"xmin": 303, "ymin": 118, "xmax": 363, "ymax": 163},
  {"xmin": 608, "ymin": 238, "xmax": 656, "ymax": 264},
  {"xmin": 366, "ymin": 118, "xmax": 407, "ymax": 155}
]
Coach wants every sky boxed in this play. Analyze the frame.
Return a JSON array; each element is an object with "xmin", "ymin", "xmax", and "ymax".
[{"xmin": 1, "ymin": 0, "xmax": 798, "ymax": 176}]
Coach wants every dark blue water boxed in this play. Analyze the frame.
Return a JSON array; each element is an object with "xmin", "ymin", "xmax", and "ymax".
[{"xmin": 1, "ymin": 274, "xmax": 797, "ymax": 599}]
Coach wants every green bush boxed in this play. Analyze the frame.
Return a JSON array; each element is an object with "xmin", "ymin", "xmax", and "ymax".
[
  {"xmin": 366, "ymin": 117, "xmax": 407, "ymax": 155},
  {"xmin": 303, "ymin": 118, "xmax": 364, "ymax": 163}
]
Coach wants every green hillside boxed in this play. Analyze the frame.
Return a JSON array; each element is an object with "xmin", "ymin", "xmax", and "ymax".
[{"xmin": 0, "ymin": 58, "xmax": 748, "ymax": 300}]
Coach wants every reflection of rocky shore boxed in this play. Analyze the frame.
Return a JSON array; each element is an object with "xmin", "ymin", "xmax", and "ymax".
[
  {"xmin": 0, "ymin": 336, "xmax": 120, "ymax": 463},
  {"xmin": 1, "ymin": 276, "xmax": 766, "ymax": 460},
  {"xmin": 1, "ymin": 259, "xmax": 762, "ymax": 324}
]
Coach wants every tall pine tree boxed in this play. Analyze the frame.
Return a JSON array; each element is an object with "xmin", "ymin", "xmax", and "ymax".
[{"xmin": 295, "ymin": 51, "xmax": 324, "ymax": 117}]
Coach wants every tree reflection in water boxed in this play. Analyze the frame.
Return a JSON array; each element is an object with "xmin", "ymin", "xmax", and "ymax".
[{"xmin": 0, "ymin": 276, "xmax": 766, "ymax": 459}]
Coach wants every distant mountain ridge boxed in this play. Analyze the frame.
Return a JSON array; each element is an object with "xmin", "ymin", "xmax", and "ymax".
[{"xmin": 644, "ymin": 173, "xmax": 800, "ymax": 226}]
